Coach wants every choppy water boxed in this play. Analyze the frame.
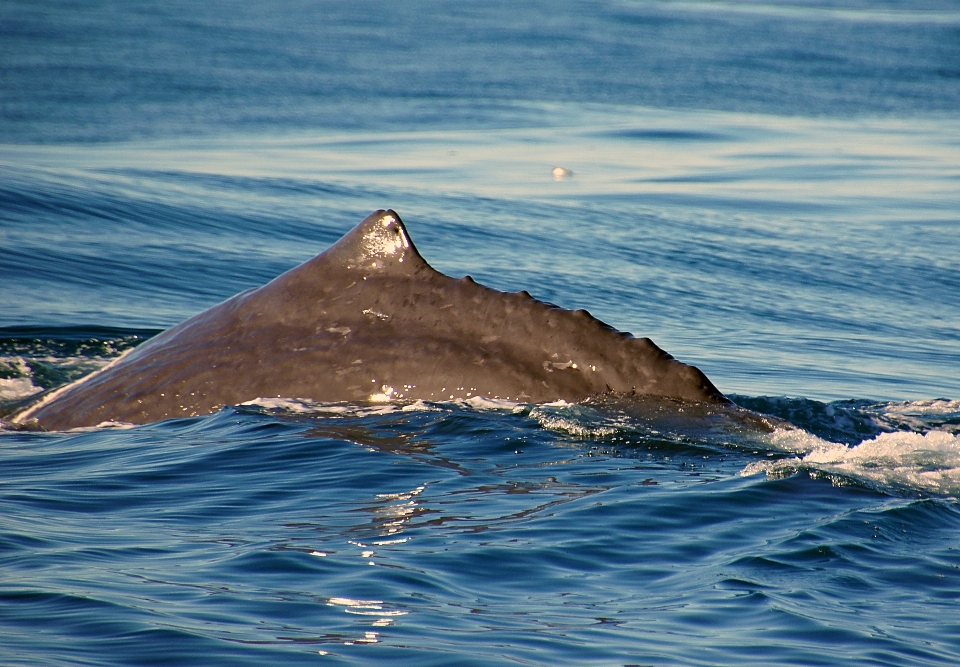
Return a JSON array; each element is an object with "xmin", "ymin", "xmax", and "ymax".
[{"xmin": 2, "ymin": 1, "xmax": 960, "ymax": 665}]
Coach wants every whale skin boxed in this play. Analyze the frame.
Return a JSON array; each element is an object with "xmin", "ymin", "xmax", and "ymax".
[{"xmin": 13, "ymin": 210, "xmax": 729, "ymax": 430}]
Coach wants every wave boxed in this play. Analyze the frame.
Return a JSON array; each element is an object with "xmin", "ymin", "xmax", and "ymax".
[
  {"xmin": 0, "ymin": 326, "xmax": 155, "ymax": 406},
  {"xmin": 226, "ymin": 394, "xmax": 960, "ymax": 497},
  {"xmin": 3, "ymin": 328, "xmax": 958, "ymax": 496},
  {"xmin": 744, "ymin": 428, "xmax": 960, "ymax": 497}
]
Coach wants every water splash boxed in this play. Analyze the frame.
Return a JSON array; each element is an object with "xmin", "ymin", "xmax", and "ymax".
[{"xmin": 744, "ymin": 428, "xmax": 960, "ymax": 496}]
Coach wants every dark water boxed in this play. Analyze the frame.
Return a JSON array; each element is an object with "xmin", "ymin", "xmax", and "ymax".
[{"xmin": 2, "ymin": 1, "xmax": 960, "ymax": 665}]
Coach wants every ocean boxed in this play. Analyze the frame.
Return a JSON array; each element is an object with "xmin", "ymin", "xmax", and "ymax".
[{"xmin": 2, "ymin": 1, "xmax": 959, "ymax": 664}]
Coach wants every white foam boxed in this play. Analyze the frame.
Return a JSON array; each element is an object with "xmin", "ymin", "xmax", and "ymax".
[
  {"xmin": 528, "ymin": 403, "xmax": 618, "ymax": 438},
  {"xmin": 764, "ymin": 426, "xmax": 834, "ymax": 454},
  {"xmin": 0, "ymin": 355, "xmax": 46, "ymax": 402},
  {"xmin": 240, "ymin": 396, "xmax": 403, "ymax": 417},
  {"xmin": 0, "ymin": 377, "xmax": 43, "ymax": 402},
  {"xmin": 248, "ymin": 394, "xmax": 530, "ymax": 416},
  {"xmin": 240, "ymin": 397, "xmax": 329, "ymax": 412},
  {"xmin": 240, "ymin": 396, "xmax": 446, "ymax": 417},
  {"xmin": 744, "ymin": 428, "xmax": 960, "ymax": 496},
  {"xmin": 868, "ymin": 399, "xmax": 960, "ymax": 433},
  {"xmin": 881, "ymin": 399, "xmax": 960, "ymax": 417},
  {"xmin": 9, "ymin": 348, "xmax": 135, "ymax": 424},
  {"xmin": 369, "ymin": 386, "xmax": 395, "ymax": 402},
  {"xmin": 400, "ymin": 399, "xmax": 440, "ymax": 412},
  {"xmin": 93, "ymin": 420, "xmax": 137, "ymax": 429},
  {"xmin": 458, "ymin": 395, "xmax": 523, "ymax": 411}
]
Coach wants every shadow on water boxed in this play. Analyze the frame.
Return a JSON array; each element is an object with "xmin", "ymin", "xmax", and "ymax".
[
  {"xmin": 234, "ymin": 391, "xmax": 793, "ymax": 464},
  {"xmin": 234, "ymin": 392, "xmax": 960, "ymax": 498},
  {"xmin": 233, "ymin": 403, "xmax": 477, "ymax": 476}
]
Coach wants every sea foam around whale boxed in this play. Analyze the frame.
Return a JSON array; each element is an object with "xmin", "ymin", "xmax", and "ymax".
[{"xmin": 3, "ymin": 1, "xmax": 960, "ymax": 664}]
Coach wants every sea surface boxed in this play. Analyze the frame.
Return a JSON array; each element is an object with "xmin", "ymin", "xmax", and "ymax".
[{"xmin": 2, "ymin": 1, "xmax": 960, "ymax": 665}]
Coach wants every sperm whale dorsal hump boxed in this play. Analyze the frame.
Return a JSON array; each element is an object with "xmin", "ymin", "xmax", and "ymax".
[{"xmin": 14, "ymin": 210, "xmax": 728, "ymax": 430}]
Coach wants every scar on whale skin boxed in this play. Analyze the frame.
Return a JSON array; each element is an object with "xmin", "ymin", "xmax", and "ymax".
[{"xmin": 11, "ymin": 210, "xmax": 730, "ymax": 430}]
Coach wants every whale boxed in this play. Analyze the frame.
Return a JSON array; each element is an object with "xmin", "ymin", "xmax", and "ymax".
[{"xmin": 12, "ymin": 210, "xmax": 730, "ymax": 430}]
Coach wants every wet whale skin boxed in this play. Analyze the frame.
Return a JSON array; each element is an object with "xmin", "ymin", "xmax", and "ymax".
[{"xmin": 16, "ymin": 210, "xmax": 728, "ymax": 430}]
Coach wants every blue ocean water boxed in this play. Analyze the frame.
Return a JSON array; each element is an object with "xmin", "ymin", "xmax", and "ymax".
[{"xmin": 2, "ymin": 1, "xmax": 960, "ymax": 665}]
